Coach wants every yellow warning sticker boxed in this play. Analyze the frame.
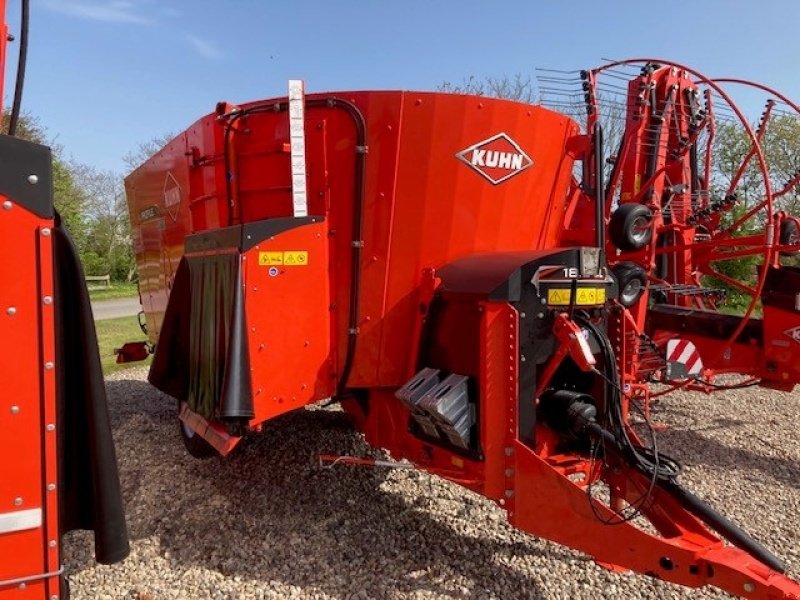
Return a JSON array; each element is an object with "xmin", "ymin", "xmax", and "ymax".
[
  {"xmin": 258, "ymin": 252, "xmax": 284, "ymax": 266},
  {"xmin": 547, "ymin": 288, "xmax": 573, "ymax": 305},
  {"xmin": 259, "ymin": 250, "xmax": 309, "ymax": 267},
  {"xmin": 282, "ymin": 251, "xmax": 308, "ymax": 266},
  {"xmin": 547, "ymin": 287, "xmax": 606, "ymax": 306}
]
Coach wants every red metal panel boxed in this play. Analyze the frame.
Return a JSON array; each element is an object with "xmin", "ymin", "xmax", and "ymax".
[
  {"xmin": 366, "ymin": 95, "xmax": 578, "ymax": 387},
  {"xmin": 243, "ymin": 220, "xmax": 333, "ymax": 423},
  {"xmin": 0, "ymin": 197, "xmax": 59, "ymax": 599}
]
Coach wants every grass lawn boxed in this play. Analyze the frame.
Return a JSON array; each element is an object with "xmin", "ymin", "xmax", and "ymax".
[
  {"xmin": 94, "ymin": 315, "xmax": 152, "ymax": 375},
  {"xmin": 88, "ymin": 281, "xmax": 139, "ymax": 301}
]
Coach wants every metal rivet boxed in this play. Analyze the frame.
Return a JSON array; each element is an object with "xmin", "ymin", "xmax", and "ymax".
[
  {"xmin": 13, "ymin": 497, "xmax": 22, "ymax": 506},
  {"xmin": 45, "ymin": 362, "xmax": 54, "ymax": 370},
  {"xmin": 2, "ymin": 200, "xmax": 11, "ymax": 210},
  {"xmin": 50, "ymin": 595, "xmax": 58, "ymax": 600},
  {"xmin": 27, "ymin": 174, "xmax": 38, "ymax": 184},
  {"xmin": 41, "ymin": 228, "xmax": 51, "ymax": 237},
  {"xmin": 46, "ymin": 423, "xmax": 55, "ymax": 432},
  {"xmin": 43, "ymin": 296, "xmax": 52, "ymax": 305},
  {"xmin": 10, "ymin": 405, "xmax": 19, "ymax": 415},
  {"xmin": 6, "ymin": 306, "xmax": 16, "ymax": 315},
  {"xmin": 744, "ymin": 583, "xmax": 755, "ymax": 593},
  {"xmin": 47, "ymin": 483, "xmax": 56, "ymax": 491},
  {"xmin": 18, "ymin": 583, "xmax": 26, "ymax": 590},
  {"xmin": 48, "ymin": 540, "xmax": 57, "ymax": 548}
]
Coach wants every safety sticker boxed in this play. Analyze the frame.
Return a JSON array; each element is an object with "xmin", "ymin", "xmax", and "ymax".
[
  {"xmin": 258, "ymin": 251, "xmax": 308, "ymax": 267},
  {"xmin": 283, "ymin": 251, "xmax": 308, "ymax": 266},
  {"xmin": 666, "ymin": 339, "xmax": 703, "ymax": 375},
  {"xmin": 546, "ymin": 287, "xmax": 606, "ymax": 306},
  {"xmin": 258, "ymin": 252, "xmax": 284, "ymax": 266}
]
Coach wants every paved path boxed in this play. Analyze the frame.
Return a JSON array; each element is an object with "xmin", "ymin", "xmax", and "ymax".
[{"xmin": 91, "ymin": 297, "xmax": 141, "ymax": 321}]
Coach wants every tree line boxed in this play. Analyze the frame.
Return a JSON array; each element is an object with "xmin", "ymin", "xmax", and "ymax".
[{"xmin": 2, "ymin": 111, "xmax": 170, "ymax": 282}]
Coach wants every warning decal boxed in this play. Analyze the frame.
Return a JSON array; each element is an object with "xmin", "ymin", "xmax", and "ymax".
[
  {"xmin": 283, "ymin": 251, "xmax": 308, "ymax": 266},
  {"xmin": 258, "ymin": 251, "xmax": 308, "ymax": 267},
  {"xmin": 546, "ymin": 287, "xmax": 606, "ymax": 306},
  {"xmin": 258, "ymin": 252, "xmax": 284, "ymax": 266}
]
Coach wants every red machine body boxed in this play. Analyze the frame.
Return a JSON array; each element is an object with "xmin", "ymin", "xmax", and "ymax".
[
  {"xmin": 0, "ymin": 3, "xmax": 129, "ymax": 598},
  {"xmin": 126, "ymin": 66, "xmax": 800, "ymax": 598}
]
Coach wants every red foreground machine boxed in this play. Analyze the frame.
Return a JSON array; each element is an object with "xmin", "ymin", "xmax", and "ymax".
[
  {"xmin": 0, "ymin": 2, "xmax": 129, "ymax": 599},
  {"xmin": 125, "ymin": 63, "xmax": 800, "ymax": 597}
]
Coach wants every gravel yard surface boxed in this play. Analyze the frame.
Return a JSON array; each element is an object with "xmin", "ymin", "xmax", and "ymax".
[{"xmin": 64, "ymin": 367, "xmax": 800, "ymax": 599}]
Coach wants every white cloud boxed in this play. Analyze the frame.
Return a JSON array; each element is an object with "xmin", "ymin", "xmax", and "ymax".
[
  {"xmin": 185, "ymin": 34, "xmax": 223, "ymax": 60},
  {"xmin": 41, "ymin": 0, "xmax": 151, "ymax": 25}
]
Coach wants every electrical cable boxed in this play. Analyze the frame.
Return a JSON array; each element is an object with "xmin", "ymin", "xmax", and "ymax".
[
  {"xmin": 574, "ymin": 312, "xmax": 681, "ymax": 525},
  {"xmin": 7, "ymin": 0, "xmax": 29, "ymax": 137}
]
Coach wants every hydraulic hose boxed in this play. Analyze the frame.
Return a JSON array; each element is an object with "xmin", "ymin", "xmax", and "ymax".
[{"xmin": 7, "ymin": 0, "xmax": 29, "ymax": 137}]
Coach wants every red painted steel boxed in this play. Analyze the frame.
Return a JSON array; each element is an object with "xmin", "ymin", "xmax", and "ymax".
[
  {"xmin": 0, "ymin": 198, "xmax": 60, "ymax": 599},
  {"xmin": 126, "ymin": 63, "xmax": 800, "ymax": 598}
]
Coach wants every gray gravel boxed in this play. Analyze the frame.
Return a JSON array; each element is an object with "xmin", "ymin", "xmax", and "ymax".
[{"xmin": 63, "ymin": 367, "xmax": 800, "ymax": 599}]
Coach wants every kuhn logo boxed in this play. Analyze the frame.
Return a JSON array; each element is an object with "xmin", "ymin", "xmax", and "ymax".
[
  {"xmin": 785, "ymin": 326, "xmax": 800, "ymax": 344},
  {"xmin": 162, "ymin": 171, "xmax": 182, "ymax": 221},
  {"xmin": 456, "ymin": 133, "xmax": 533, "ymax": 185}
]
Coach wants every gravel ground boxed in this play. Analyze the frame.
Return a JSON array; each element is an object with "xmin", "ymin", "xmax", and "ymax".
[{"xmin": 63, "ymin": 367, "xmax": 800, "ymax": 599}]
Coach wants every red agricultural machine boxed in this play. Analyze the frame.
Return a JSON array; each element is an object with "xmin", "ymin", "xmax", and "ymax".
[
  {"xmin": 0, "ymin": 1, "xmax": 129, "ymax": 599},
  {"xmin": 123, "ymin": 56, "xmax": 800, "ymax": 598}
]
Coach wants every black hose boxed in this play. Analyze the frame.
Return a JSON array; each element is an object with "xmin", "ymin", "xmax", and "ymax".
[
  {"xmin": 7, "ymin": 0, "xmax": 29, "ymax": 137},
  {"xmin": 593, "ymin": 122, "xmax": 605, "ymax": 262},
  {"xmin": 221, "ymin": 96, "xmax": 367, "ymax": 397}
]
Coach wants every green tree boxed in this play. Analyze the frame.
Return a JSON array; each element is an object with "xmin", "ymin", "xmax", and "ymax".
[{"xmin": 2, "ymin": 110, "xmax": 88, "ymax": 244}]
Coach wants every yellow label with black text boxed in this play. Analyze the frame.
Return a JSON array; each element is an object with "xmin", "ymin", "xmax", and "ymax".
[
  {"xmin": 547, "ymin": 287, "xmax": 606, "ymax": 306},
  {"xmin": 258, "ymin": 252, "xmax": 284, "ymax": 266},
  {"xmin": 283, "ymin": 251, "xmax": 308, "ymax": 266}
]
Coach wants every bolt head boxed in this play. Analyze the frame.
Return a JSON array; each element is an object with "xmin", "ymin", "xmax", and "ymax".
[
  {"xmin": 10, "ymin": 405, "xmax": 19, "ymax": 415},
  {"xmin": 6, "ymin": 306, "xmax": 16, "ymax": 315},
  {"xmin": 43, "ymin": 296, "xmax": 52, "ymax": 305},
  {"xmin": 13, "ymin": 497, "xmax": 22, "ymax": 506},
  {"xmin": 41, "ymin": 227, "xmax": 51, "ymax": 237},
  {"xmin": 744, "ymin": 583, "xmax": 756, "ymax": 593},
  {"xmin": 46, "ymin": 423, "xmax": 55, "ymax": 432},
  {"xmin": 48, "ymin": 540, "xmax": 57, "ymax": 548},
  {"xmin": 27, "ymin": 174, "xmax": 39, "ymax": 185},
  {"xmin": 47, "ymin": 483, "xmax": 56, "ymax": 491},
  {"xmin": 45, "ymin": 361, "xmax": 54, "ymax": 370},
  {"xmin": 2, "ymin": 200, "xmax": 11, "ymax": 210}
]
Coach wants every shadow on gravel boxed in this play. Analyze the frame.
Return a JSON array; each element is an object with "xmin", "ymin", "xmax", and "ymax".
[
  {"xmin": 656, "ymin": 425, "xmax": 800, "ymax": 491},
  {"xmin": 97, "ymin": 378, "xmax": 569, "ymax": 599}
]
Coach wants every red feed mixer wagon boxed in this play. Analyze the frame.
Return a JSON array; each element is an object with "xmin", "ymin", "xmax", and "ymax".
[{"xmin": 124, "ymin": 64, "xmax": 800, "ymax": 598}]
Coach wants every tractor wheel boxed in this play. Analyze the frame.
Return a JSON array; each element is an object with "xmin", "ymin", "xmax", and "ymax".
[
  {"xmin": 612, "ymin": 262, "xmax": 648, "ymax": 307},
  {"xmin": 780, "ymin": 219, "xmax": 800, "ymax": 256},
  {"xmin": 610, "ymin": 203, "xmax": 654, "ymax": 251},
  {"xmin": 178, "ymin": 403, "xmax": 216, "ymax": 459}
]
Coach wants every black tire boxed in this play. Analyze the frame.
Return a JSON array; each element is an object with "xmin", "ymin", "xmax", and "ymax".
[
  {"xmin": 609, "ymin": 203, "xmax": 654, "ymax": 251},
  {"xmin": 780, "ymin": 219, "xmax": 800, "ymax": 257},
  {"xmin": 178, "ymin": 402, "xmax": 216, "ymax": 459},
  {"xmin": 612, "ymin": 261, "xmax": 648, "ymax": 307}
]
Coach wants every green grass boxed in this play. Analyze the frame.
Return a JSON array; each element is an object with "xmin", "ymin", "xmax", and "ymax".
[
  {"xmin": 94, "ymin": 315, "xmax": 152, "ymax": 374},
  {"xmin": 88, "ymin": 281, "xmax": 139, "ymax": 301}
]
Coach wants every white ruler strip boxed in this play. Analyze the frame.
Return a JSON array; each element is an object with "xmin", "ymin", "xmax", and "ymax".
[{"xmin": 288, "ymin": 79, "xmax": 308, "ymax": 218}]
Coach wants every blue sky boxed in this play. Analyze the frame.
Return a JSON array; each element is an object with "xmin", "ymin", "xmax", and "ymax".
[{"xmin": 4, "ymin": 0, "xmax": 800, "ymax": 173}]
